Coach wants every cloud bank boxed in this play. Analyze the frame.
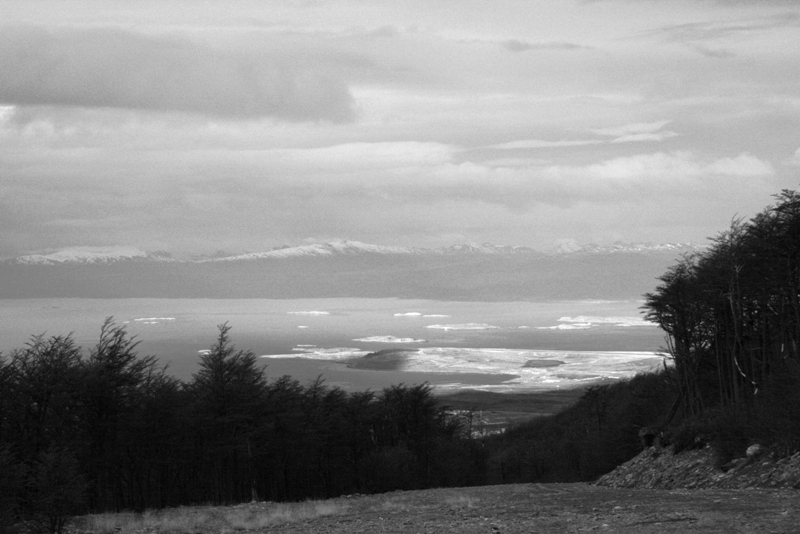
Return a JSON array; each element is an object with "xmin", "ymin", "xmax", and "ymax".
[
  {"xmin": 0, "ymin": 0, "xmax": 797, "ymax": 258},
  {"xmin": 0, "ymin": 26, "xmax": 355, "ymax": 122}
]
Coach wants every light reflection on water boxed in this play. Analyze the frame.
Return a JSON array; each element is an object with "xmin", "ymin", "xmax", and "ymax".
[{"xmin": 0, "ymin": 297, "xmax": 665, "ymax": 389}]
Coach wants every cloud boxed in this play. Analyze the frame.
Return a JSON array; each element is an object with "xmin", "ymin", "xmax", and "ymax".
[
  {"xmin": 488, "ymin": 121, "xmax": 679, "ymax": 151},
  {"xmin": 642, "ymin": 12, "xmax": 800, "ymax": 49},
  {"xmin": 583, "ymin": 0, "xmax": 800, "ymax": 6},
  {"xmin": 503, "ymin": 39, "xmax": 589, "ymax": 52},
  {"xmin": 786, "ymin": 148, "xmax": 800, "ymax": 166},
  {"xmin": 276, "ymin": 141, "xmax": 456, "ymax": 170},
  {"xmin": 0, "ymin": 141, "xmax": 782, "ymax": 258},
  {"xmin": 488, "ymin": 139, "xmax": 602, "ymax": 149},
  {"xmin": 326, "ymin": 150, "xmax": 777, "ymax": 214},
  {"xmin": 591, "ymin": 120, "xmax": 679, "ymax": 143},
  {"xmin": 609, "ymin": 132, "xmax": 679, "ymax": 143},
  {"xmin": 571, "ymin": 151, "xmax": 773, "ymax": 181},
  {"xmin": 689, "ymin": 44, "xmax": 736, "ymax": 59},
  {"xmin": 0, "ymin": 25, "xmax": 355, "ymax": 122},
  {"xmin": 706, "ymin": 153, "xmax": 775, "ymax": 175},
  {"xmin": 590, "ymin": 120, "xmax": 672, "ymax": 137}
]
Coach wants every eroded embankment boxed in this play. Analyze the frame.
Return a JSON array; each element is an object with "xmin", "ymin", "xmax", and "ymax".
[{"xmin": 596, "ymin": 445, "xmax": 800, "ymax": 490}]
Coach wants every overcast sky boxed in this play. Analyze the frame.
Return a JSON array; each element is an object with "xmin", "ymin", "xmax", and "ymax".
[{"xmin": 1, "ymin": 0, "xmax": 799, "ymax": 258}]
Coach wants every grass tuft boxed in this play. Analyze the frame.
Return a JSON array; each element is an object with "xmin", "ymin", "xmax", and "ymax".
[
  {"xmin": 79, "ymin": 500, "xmax": 347, "ymax": 534},
  {"xmin": 444, "ymin": 495, "xmax": 479, "ymax": 509}
]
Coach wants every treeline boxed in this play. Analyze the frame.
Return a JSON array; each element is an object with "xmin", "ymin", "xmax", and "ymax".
[
  {"xmin": 642, "ymin": 189, "xmax": 800, "ymax": 455},
  {"xmin": 0, "ymin": 321, "xmax": 485, "ymax": 531}
]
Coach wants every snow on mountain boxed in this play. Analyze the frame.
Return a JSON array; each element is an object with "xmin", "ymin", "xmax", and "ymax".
[
  {"xmin": 442, "ymin": 243, "xmax": 537, "ymax": 255},
  {"xmin": 5, "ymin": 240, "xmax": 702, "ymax": 265},
  {"xmin": 1, "ymin": 240, "xmax": 697, "ymax": 299},
  {"xmin": 11, "ymin": 246, "xmax": 170, "ymax": 265},
  {"xmin": 206, "ymin": 240, "xmax": 422, "ymax": 261},
  {"xmin": 550, "ymin": 241, "xmax": 702, "ymax": 255},
  {"xmin": 206, "ymin": 241, "xmax": 540, "ymax": 261}
]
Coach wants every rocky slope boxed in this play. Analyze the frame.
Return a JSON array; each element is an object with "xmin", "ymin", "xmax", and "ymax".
[{"xmin": 596, "ymin": 444, "xmax": 800, "ymax": 490}]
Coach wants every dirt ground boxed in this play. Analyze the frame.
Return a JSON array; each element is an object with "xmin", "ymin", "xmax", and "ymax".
[{"xmin": 263, "ymin": 483, "xmax": 799, "ymax": 534}]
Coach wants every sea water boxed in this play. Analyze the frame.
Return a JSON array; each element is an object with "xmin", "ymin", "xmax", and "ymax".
[{"xmin": 0, "ymin": 298, "xmax": 667, "ymax": 392}]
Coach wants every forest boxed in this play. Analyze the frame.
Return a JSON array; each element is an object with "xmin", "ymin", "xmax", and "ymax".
[
  {"xmin": 2, "ymin": 189, "xmax": 799, "ymax": 534},
  {"xmin": 0, "ymin": 321, "xmax": 488, "ymax": 532}
]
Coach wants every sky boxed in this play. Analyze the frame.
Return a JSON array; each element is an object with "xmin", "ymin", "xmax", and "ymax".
[{"xmin": 1, "ymin": 0, "xmax": 799, "ymax": 258}]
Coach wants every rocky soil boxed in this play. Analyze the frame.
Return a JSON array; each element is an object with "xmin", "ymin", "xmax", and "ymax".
[
  {"xmin": 243, "ymin": 482, "xmax": 798, "ymax": 534},
  {"xmin": 596, "ymin": 445, "xmax": 800, "ymax": 490},
  {"xmin": 69, "ymin": 446, "xmax": 800, "ymax": 534},
  {"xmin": 262, "ymin": 446, "xmax": 800, "ymax": 533}
]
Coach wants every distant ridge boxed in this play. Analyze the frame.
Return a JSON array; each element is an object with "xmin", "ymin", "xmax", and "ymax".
[
  {"xmin": 5, "ymin": 240, "xmax": 703, "ymax": 265},
  {"xmin": 1, "ymin": 240, "xmax": 705, "ymax": 299},
  {"xmin": 205, "ymin": 241, "xmax": 425, "ymax": 261},
  {"xmin": 549, "ymin": 241, "xmax": 702, "ymax": 256},
  {"xmin": 10, "ymin": 246, "xmax": 174, "ymax": 265},
  {"xmin": 209, "ymin": 241, "xmax": 541, "ymax": 261},
  {"xmin": 441, "ymin": 243, "xmax": 537, "ymax": 255}
]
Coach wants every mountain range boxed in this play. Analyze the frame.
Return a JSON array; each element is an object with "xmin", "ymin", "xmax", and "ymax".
[{"xmin": 0, "ymin": 241, "xmax": 702, "ymax": 300}]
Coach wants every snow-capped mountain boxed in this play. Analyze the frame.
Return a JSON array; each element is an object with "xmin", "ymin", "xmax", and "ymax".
[
  {"xmin": 5, "ymin": 240, "xmax": 702, "ymax": 265},
  {"xmin": 207, "ymin": 241, "xmax": 537, "ymax": 261},
  {"xmin": 550, "ymin": 241, "xmax": 702, "ymax": 256},
  {"xmin": 442, "ymin": 243, "xmax": 537, "ymax": 255},
  {"xmin": 206, "ymin": 241, "xmax": 422, "ymax": 261},
  {"xmin": 210, "ymin": 240, "xmax": 696, "ymax": 261},
  {"xmin": 1, "ymin": 240, "xmax": 698, "ymax": 300},
  {"xmin": 10, "ymin": 246, "xmax": 173, "ymax": 265}
]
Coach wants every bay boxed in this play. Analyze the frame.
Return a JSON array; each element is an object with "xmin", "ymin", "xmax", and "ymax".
[{"xmin": 0, "ymin": 298, "xmax": 666, "ymax": 392}]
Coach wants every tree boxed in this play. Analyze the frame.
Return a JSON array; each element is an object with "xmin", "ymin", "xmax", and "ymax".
[
  {"xmin": 373, "ymin": 384, "xmax": 441, "ymax": 488},
  {"xmin": 644, "ymin": 256, "xmax": 708, "ymax": 417},
  {"xmin": 82, "ymin": 318, "xmax": 162, "ymax": 511},
  {"xmin": 188, "ymin": 323, "xmax": 268, "ymax": 503},
  {"xmin": 643, "ymin": 188, "xmax": 800, "ymax": 427},
  {"xmin": 4, "ymin": 334, "xmax": 84, "ymax": 461}
]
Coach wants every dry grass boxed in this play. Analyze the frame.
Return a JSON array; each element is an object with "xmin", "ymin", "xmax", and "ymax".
[
  {"xmin": 442, "ymin": 495, "xmax": 478, "ymax": 509},
  {"xmin": 78, "ymin": 491, "xmax": 480, "ymax": 533},
  {"xmin": 79, "ymin": 500, "xmax": 347, "ymax": 534}
]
